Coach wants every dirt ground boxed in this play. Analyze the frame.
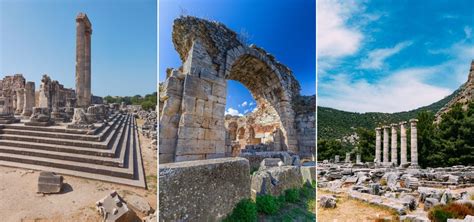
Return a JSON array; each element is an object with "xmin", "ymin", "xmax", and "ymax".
[
  {"xmin": 0, "ymin": 120, "xmax": 157, "ymax": 222},
  {"xmin": 317, "ymin": 189, "xmax": 398, "ymax": 222}
]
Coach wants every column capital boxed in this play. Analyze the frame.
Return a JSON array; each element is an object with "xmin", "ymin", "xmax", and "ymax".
[
  {"xmin": 409, "ymin": 118, "xmax": 418, "ymax": 123},
  {"xmin": 390, "ymin": 123, "xmax": 398, "ymax": 128},
  {"xmin": 399, "ymin": 121, "xmax": 407, "ymax": 125},
  {"xmin": 375, "ymin": 127, "xmax": 382, "ymax": 131}
]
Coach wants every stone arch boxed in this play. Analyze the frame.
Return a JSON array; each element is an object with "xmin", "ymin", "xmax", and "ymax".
[
  {"xmin": 224, "ymin": 47, "xmax": 297, "ymax": 152},
  {"xmin": 160, "ymin": 16, "xmax": 301, "ymax": 163}
]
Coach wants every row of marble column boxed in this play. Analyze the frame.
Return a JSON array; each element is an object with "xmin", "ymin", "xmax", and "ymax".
[{"xmin": 375, "ymin": 119, "xmax": 418, "ymax": 167}]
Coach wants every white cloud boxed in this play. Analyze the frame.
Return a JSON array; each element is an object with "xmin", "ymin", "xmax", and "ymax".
[
  {"xmin": 241, "ymin": 101, "xmax": 248, "ymax": 107},
  {"xmin": 464, "ymin": 26, "xmax": 472, "ymax": 39},
  {"xmin": 249, "ymin": 102, "xmax": 255, "ymax": 106},
  {"xmin": 225, "ymin": 108, "xmax": 243, "ymax": 116},
  {"xmin": 319, "ymin": 40, "xmax": 474, "ymax": 113},
  {"xmin": 244, "ymin": 109, "xmax": 250, "ymax": 113},
  {"xmin": 359, "ymin": 41, "xmax": 413, "ymax": 70},
  {"xmin": 317, "ymin": 0, "xmax": 363, "ymax": 59}
]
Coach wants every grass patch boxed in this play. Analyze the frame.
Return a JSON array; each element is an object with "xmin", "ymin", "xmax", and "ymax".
[
  {"xmin": 428, "ymin": 202, "xmax": 474, "ymax": 222},
  {"xmin": 256, "ymin": 195, "xmax": 280, "ymax": 215},
  {"xmin": 223, "ymin": 199, "xmax": 257, "ymax": 222}
]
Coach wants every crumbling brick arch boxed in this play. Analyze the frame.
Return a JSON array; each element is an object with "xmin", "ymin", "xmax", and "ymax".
[
  {"xmin": 159, "ymin": 16, "xmax": 301, "ymax": 163},
  {"xmin": 224, "ymin": 47, "xmax": 298, "ymax": 153}
]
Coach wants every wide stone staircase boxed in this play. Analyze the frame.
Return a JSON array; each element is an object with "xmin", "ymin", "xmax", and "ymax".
[{"xmin": 0, "ymin": 113, "xmax": 146, "ymax": 188}]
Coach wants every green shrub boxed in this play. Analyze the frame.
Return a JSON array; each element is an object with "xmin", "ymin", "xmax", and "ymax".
[
  {"xmin": 223, "ymin": 199, "xmax": 257, "ymax": 222},
  {"xmin": 256, "ymin": 195, "xmax": 280, "ymax": 215},
  {"xmin": 285, "ymin": 188, "xmax": 300, "ymax": 203},
  {"xmin": 428, "ymin": 202, "xmax": 474, "ymax": 222}
]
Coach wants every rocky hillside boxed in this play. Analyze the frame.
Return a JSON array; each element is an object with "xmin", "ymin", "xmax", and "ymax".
[{"xmin": 435, "ymin": 60, "xmax": 474, "ymax": 121}]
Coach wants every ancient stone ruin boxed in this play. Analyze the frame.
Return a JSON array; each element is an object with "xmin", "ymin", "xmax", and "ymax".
[
  {"xmin": 159, "ymin": 16, "xmax": 316, "ymax": 221},
  {"xmin": 0, "ymin": 12, "xmax": 146, "ymax": 188},
  {"xmin": 374, "ymin": 119, "xmax": 419, "ymax": 167},
  {"xmin": 318, "ymin": 118, "xmax": 474, "ymax": 220},
  {"xmin": 159, "ymin": 16, "xmax": 315, "ymax": 163}
]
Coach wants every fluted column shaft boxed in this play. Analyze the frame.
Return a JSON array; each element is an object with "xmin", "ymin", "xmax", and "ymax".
[
  {"xmin": 410, "ymin": 119, "xmax": 418, "ymax": 166},
  {"xmin": 391, "ymin": 124, "xmax": 398, "ymax": 165},
  {"xmin": 383, "ymin": 126, "xmax": 389, "ymax": 164},
  {"xmin": 400, "ymin": 121, "xmax": 407, "ymax": 165},
  {"xmin": 375, "ymin": 127, "xmax": 382, "ymax": 163}
]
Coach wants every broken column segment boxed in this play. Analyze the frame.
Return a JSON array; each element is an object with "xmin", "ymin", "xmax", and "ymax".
[{"xmin": 37, "ymin": 171, "xmax": 63, "ymax": 194}]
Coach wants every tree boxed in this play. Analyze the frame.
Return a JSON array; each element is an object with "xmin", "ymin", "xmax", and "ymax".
[{"xmin": 355, "ymin": 128, "xmax": 375, "ymax": 162}]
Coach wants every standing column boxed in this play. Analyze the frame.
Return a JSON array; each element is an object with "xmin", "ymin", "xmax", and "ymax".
[
  {"xmin": 84, "ymin": 28, "xmax": 92, "ymax": 105},
  {"xmin": 383, "ymin": 126, "xmax": 389, "ymax": 165},
  {"xmin": 410, "ymin": 119, "xmax": 418, "ymax": 167},
  {"xmin": 391, "ymin": 123, "xmax": 398, "ymax": 165},
  {"xmin": 345, "ymin": 153, "xmax": 350, "ymax": 163},
  {"xmin": 399, "ymin": 121, "xmax": 407, "ymax": 166},
  {"xmin": 22, "ymin": 82, "xmax": 35, "ymax": 117},
  {"xmin": 75, "ymin": 13, "xmax": 92, "ymax": 107},
  {"xmin": 15, "ymin": 89, "xmax": 25, "ymax": 115},
  {"xmin": 375, "ymin": 127, "xmax": 382, "ymax": 164}
]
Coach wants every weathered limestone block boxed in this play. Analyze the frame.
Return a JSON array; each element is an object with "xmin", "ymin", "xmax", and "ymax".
[
  {"xmin": 258, "ymin": 158, "xmax": 282, "ymax": 171},
  {"xmin": 96, "ymin": 191, "xmax": 136, "ymax": 222},
  {"xmin": 319, "ymin": 195, "xmax": 337, "ymax": 208},
  {"xmin": 125, "ymin": 194, "xmax": 153, "ymax": 216},
  {"xmin": 68, "ymin": 108, "xmax": 95, "ymax": 129},
  {"xmin": 251, "ymin": 166, "xmax": 303, "ymax": 197},
  {"xmin": 26, "ymin": 107, "xmax": 54, "ymax": 126},
  {"xmin": 301, "ymin": 166, "xmax": 316, "ymax": 185},
  {"xmin": 424, "ymin": 198, "xmax": 440, "ymax": 211},
  {"xmin": 37, "ymin": 171, "xmax": 63, "ymax": 194},
  {"xmin": 159, "ymin": 158, "xmax": 250, "ymax": 221}
]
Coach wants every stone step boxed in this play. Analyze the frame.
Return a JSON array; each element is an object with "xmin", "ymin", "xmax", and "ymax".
[
  {"xmin": 0, "ymin": 115, "xmax": 131, "ymax": 157},
  {"xmin": 0, "ymin": 114, "xmax": 123, "ymax": 142},
  {"xmin": 0, "ymin": 146, "xmax": 122, "ymax": 167},
  {"xmin": 0, "ymin": 114, "xmax": 146, "ymax": 188},
  {"xmin": 1, "ymin": 113, "xmax": 120, "ymax": 135},
  {"xmin": 0, "ymin": 152, "xmax": 134, "ymax": 179},
  {"xmin": 0, "ymin": 114, "xmax": 133, "ymax": 167},
  {"xmin": 0, "ymin": 115, "xmax": 129, "ymax": 149}
]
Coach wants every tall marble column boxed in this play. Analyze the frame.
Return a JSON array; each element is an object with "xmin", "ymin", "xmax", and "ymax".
[
  {"xmin": 391, "ymin": 123, "xmax": 398, "ymax": 165},
  {"xmin": 383, "ymin": 126, "xmax": 390, "ymax": 164},
  {"xmin": 15, "ymin": 89, "xmax": 25, "ymax": 115},
  {"xmin": 22, "ymin": 82, "xmax": 35, "ymax": 117},
  {"xmin": 75, "ymin": 13, "xmax": 92, "ymax": 107},
  {"xmin": 399, "ymin": 121, "xmax": 407, "ymax": 166},
  {"xmin": 410, "ymin": 119, "xmax": 418, "ymax": 166},
  {"xmin": 375, "ymin": 127, "xmax": 382, "ymax": 164}
]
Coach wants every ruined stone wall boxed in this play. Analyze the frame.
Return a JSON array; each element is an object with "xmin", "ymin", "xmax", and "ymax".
[
  {"xmin": 294, "ymin": 95, "xmax": 316, "ymax": 159},
  {"xmin": 159, "ymin": 16, "xmax": 304, "ymax": 163}
]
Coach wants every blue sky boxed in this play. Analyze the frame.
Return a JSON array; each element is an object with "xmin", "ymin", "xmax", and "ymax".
[
  {"xmin": 159, "ymin": 0, "xmax": 316, "ymax": 116},
  {"xmin": 318, "ymin": 0, "xmax": 474, "ymax": 113},
  {"xmin": 0, "ymin": 0, "xmax": 156, "ymax": 97}
]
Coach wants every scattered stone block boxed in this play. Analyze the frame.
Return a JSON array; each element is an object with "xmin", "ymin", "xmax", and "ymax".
[
  {"xmin": 424, "ymin": 197, "xmax": 440, "ymax": 211},
  {"xmin": 251, "ymin": 166, "xmax": 302, "ymax": 197},
  {"xmin": 96, "ymin": 191, "xmax": 136, "ymax": 222},
  {"xmin": 319, "ymin": 195, "xmax": 336, "ymax": 208},
  {"xmin": 125, "ymin": 194, "xmax": 152, "ymax": 216},
  {"xmin": 259, "ymin": 158, "xmax": 283, "ymax": 171},
  {"xmin": 37, "ymin": 171, "xmax": 63, "ymax": 194}
]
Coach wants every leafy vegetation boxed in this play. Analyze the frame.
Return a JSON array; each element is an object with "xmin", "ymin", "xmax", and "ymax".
[
  {"xmin": 103, "ymin": 92, "xmax": 157, "ymax": 110},
  {"xmin": 428, "ymin": 202, "xmax": 474, "ymax": 222},
  {"xmin": 224, "ymin": 185, "xmax": 316, "ymax": 221},
  {"xmin": 416, "ymin": 102, "xmax": 474, "ymax": 167},
  {"xmin": 223, "ymin": 198, "xmax": 257, "ymax": 222},
  {"xmin": 256, "ymin": 195, "xmax": 280, "ymax": 215}
]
